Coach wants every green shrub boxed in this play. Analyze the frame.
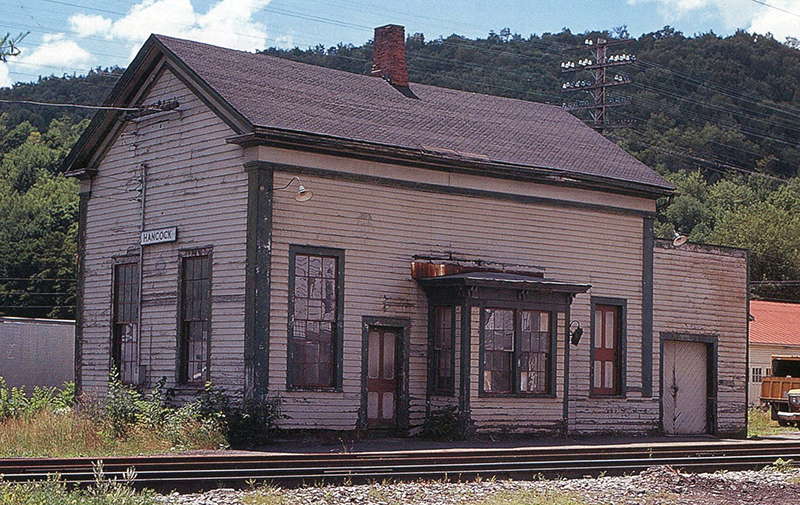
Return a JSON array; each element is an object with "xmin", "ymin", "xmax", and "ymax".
[
  {"xmin": 0, "ymin": 377, "xmax": 76, "ymax": 421},
  {"xmin": 422, "ymin": 405, "xmax": 460, "ymax": 441}
]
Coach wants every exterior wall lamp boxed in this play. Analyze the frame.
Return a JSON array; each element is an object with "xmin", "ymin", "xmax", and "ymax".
[
  {"xmin": 672, "ymin": 231, "xmax": 688, "ymax": 247},
  {"xmin": 275, "ymin": 176, "xmax": 313, "ymax": 202},
  {"xmin": 569, "ymin": 320, "xmax": 584, "ymax": 346}
]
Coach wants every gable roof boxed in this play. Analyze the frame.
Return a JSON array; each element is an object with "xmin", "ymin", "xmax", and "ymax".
[
  {"xmin": 66, "ymin": 34, "xmax": 673, "ymax": 196},
  {"xmin": 750, "ymin": 300, "xmax": 800, "ymax": 346}
]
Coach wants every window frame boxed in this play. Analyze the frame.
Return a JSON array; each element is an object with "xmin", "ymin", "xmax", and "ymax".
[
  {"xmin": 286, "ymin": 245, "xmax": 345, "ymax": 392},
  {"xmin": 110, "ymin": 256, "xmax": 140, "ymax": 386},
  {"xmin": 478, "ymin": 305, "xmax": 557, "ymax": 397},
  {"xmin": 430, "ymin": 305, "xmax": 457, "ymax": 396},
  {"xmin": 176, "ymin": 247, "xmax": 213, "ymax": 386},
  {"xmin": 590, "ymin": 297, "xmax": 627, "ymax": 398}
]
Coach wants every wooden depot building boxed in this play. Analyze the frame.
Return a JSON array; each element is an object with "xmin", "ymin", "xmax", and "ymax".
[{"xmin": 65, "ymin": 25, "xmax": 749, "ymax": 437}]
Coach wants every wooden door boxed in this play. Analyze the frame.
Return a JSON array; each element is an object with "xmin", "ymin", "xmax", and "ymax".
[
  {"xmin": 662, "ymin": 339, "xmax": 709, "ymax": 434},
  {"xmin": 366, "ymin": 326, "xmax": 398, "ymax": 429}
]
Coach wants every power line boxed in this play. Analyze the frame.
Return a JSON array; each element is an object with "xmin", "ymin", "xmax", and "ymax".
[
  {"xmin": 0, "ymin": 98, "xmax": 138, "ymax": 111},
  {"xmin": 749, "ymin": 0, "xmax": 800, "ymax": 19}
]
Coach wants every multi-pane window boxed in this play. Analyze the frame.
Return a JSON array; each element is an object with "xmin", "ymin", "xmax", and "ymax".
[
  {"xmin": 180, "ymin": 254, "xmax": 211, "ymax": 384},
  {"xmin": 432, "ymin": 307, "xmax": 455, "ymax": 393},
  {"xmin": 112, "ymin": 262, "xmax": 139, "ymax": 385},
  {"xmin": 752, "ymin": 367, "xmax": 764, "ymax": 383},
  {"xmin": 519, "ymin": 310, "xmax": 551, "ymax": 393},
  {"xmin": 482, "ymin": 308, "xmax": 552, "ymax": 394},
  {"xmin": 290, "ymin": 251, "xmax": 339, "ymax": 388},
  {"xmin": 593, "ymin": 304, "xmax": 621, "ymax": 395}
]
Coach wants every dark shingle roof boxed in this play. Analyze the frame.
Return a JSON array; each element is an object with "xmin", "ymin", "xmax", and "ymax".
[{"xmin": 155, "ymin": 35, "xmax": 673, "ymax": 192}]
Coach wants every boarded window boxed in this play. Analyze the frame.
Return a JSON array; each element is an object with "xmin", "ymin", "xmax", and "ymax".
[
  {"xmin": 180, "ymin": 254, "xmax": 211, "ymax": 384},
  {"xmin": 290, "ymin": 251, "xmax": 340, "ymax": 388},
  {"xmin": 593, "ymin": 304, "xmax": 621, "ymax": 395},
  {"xmin": 432, "ymin": 306, "xmax": 455, "ymax": 393},
  {"xmin": 112, "ymin": 262, "xmax": 138, "ymax": 385}
]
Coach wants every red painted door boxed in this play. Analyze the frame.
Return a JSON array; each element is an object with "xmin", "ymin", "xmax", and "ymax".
[{"xmin": 366, "ymin": 326, "xmax": 398, "ymax": 429}]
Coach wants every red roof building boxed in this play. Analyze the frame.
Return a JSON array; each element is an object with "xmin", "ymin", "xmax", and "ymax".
[{"xmin": 749, "ymin": 300, "xmax": 800, "ymax": 403}]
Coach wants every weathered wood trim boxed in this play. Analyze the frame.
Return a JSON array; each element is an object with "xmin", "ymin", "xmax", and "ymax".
[
  {"xmin": 161, "ymin": 60, "xmax": 250, "ymax": 135},
  {"xmin": 359, "ymin": 316, "xmax": 412, "ymax": 434},
  {"xmin": 745, "ymin": 250, "xmax": 751, "ymax": 431},
  {"xmin": 175, "ymin": 247, "xmax": 213, "ymax": 385},
  {"xmin": 244, "ymin": 167, "xmax": 272, "ymax": 401},
  {"xmin": 244, "ymin": 161, "xmax": 657, "ymax": 219},
  {"xmin": 642, "ymin": 217, "xmax": 654, "ymax": 397},
  {"xmin": 459, "ymin": 302, "xmax": 472, "ymax": 437},
  {"xmin": 562, "ymin": 304, "xmax": 571, "ymax": 432},
  {"xmin": 74, "ymin": 191, "xmax": 90, "ymax": 393},
  {"xmin": 231, "ymin": 133, "xmax": 674, "ymax": 199},
  {"xmin": 589, "ymin": 297, "xmax": 628, "ymax": 399},
  {"xmin": 286, "ymin": 245, "xmax": 345, "ymax": 392},
  {"xmin": 659, "ymin": 332, "xmax": 719, "ymax": 435}
]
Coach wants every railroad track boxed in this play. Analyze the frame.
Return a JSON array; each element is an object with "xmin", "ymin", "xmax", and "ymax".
[{"xmin": 1, "ymin": 440, "xmax": 798, "ymax": 492}]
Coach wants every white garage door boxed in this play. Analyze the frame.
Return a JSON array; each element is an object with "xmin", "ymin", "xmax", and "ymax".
[{"xmin": 662, "ymin": 339, "xmax": 709, "ymax": 434}]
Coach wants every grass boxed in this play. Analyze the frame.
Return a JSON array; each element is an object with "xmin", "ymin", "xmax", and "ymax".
[
  {"xmin": 748, "ymin": 406, "xmax": 798, "ymax": 438},
  {"xmin": 241, "ymin": 485, "xmax": 289, "ymax": 505},
  {"xmin": 0, "ymin": 406, "xmax": 226, "ymax": 458},
  {"xmin": 0, "ymin": 468, "xmax": 158, "ymax": 505}
]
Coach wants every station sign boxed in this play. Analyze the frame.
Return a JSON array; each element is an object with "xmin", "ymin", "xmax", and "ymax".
[{"xmin": 140, "ymin": 227, "xmax": 177, "ymax": 246}]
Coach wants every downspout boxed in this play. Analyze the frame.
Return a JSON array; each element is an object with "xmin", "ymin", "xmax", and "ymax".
[{"xmin": 137, "ymin": 161, "xmax": 148, "ymax": 386}]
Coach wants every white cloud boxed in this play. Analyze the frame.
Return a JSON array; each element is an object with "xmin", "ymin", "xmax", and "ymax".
[
  {"xmin": 17, "ymin": 37, "xmax": 93, "ymax": 69},
  {"xmin": 628, "ymin": 0, "xmax": 761, "ymax": 32},
  {"xmin": 81, "ymin": 0, "xmax": 275, "ymax": 57},
  {"xmin": 749, "ymin": 0, "xmax": 800, "ymax": 40},
  {"xmin": 0, "ymin": 62, "xmax": 12, "ymax": 88},
  {"xmin": 69, "ymin": 13, "xmax": 114, "ymax": 38}
]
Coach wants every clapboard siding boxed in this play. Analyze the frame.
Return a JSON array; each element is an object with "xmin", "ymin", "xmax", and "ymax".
[
  {"xmin": 653, "ymin": 241, "xmax": 748, "ymax": 436},
  {"xmin": 80, "ymin": 69, "xmax": 248, "ymax": 396},
  {"xmin": 268, "ymin": 164, "xmax": 648, "ymax": 432}
]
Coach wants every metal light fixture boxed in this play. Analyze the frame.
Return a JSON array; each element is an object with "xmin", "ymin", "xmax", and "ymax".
[
  {"xmin": 569, "ymin": 320, "xmax": 584, "ymax": 346},
  {"xmin": 672, "ymin": 231, "xmax": 688, "ymax": 247},
  {"xmin": 276, "ymin": 176, "xmax": 313, "ymax": 202}
]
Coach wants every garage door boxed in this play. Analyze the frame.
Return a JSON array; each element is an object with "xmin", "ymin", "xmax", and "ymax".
[{"xmin": 662, "ymin": 339, "xmax": 708, "ymax": 434}]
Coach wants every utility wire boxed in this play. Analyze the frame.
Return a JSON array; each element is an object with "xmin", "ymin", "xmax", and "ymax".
[
  {"xmin": 0, "ymin": 98, "xmax": 138, "ymax": 111},
  {"xmin": 749, "ymin": 0, "xmax": 800, "ymax": 19}
]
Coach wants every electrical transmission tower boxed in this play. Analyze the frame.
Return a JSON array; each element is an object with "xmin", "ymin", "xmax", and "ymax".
[{"xmin": 561, "ymin": 37, "xmax": 635, "ymax": 133}]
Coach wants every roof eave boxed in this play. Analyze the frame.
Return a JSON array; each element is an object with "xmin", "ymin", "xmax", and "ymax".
[
  {"xmin": 229, "ymin": 129, "xmax": 675, "ymax": 199},
  {"xmin": 417, "ymin": 275, "xmax": 592, "ymax": 294}
]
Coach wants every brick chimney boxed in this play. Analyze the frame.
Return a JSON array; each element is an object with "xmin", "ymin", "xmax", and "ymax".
[{"xmin": 371, "ymin": 24, "xmax": 409, "ymax": 87}]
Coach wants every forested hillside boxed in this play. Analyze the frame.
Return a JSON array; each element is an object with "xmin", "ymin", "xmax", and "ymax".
[
  {"xmin": 0, "ymin": 69, "xmax": 122, "ymax": 318},
  {"xmin": 2, "ymin": 27, "xmax": 800, "ymax": 318}
]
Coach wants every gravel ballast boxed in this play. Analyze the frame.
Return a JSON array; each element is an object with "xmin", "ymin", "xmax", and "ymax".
[{"xmin": 157, "ymin": 464, "xmax": 800, "ymax": 504}]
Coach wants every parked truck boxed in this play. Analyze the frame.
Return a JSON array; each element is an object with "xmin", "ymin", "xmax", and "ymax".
[{"xmin": 760, "ymin": 355, "xmax": 800, "ymax": 426}]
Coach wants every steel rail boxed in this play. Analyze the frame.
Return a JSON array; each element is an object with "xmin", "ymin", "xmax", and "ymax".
[{"xmin": 1, "ymin": 440, "xmax": 798, "ymax": 491}]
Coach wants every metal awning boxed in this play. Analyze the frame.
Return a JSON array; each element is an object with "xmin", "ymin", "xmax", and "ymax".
[{"xmin": 417, "ymin": 271, "xmax": 591, "ymax": 294}]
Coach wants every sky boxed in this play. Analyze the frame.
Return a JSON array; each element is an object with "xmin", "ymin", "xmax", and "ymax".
[{"xmin": 2, "ymin": 0, "xmax": 800, "ymax": 88}]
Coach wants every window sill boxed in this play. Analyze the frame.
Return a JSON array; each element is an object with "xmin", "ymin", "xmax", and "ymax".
[
  {"xmin": 588, "ymin": 393, "xmax": 627, "ymax": 400},
  {"xmin": 286, "ymin": 386, "xmax": 343, "ymax": 393},
  {"xmin": 478, "ymin": 392, "xmax": 557, "ymax": 399}
]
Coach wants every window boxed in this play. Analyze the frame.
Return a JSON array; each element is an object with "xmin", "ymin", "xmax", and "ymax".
[
  {"xmin": 752, "ymin": 367, "xmax": 764, "ymax": 383},
  {"xmin": 482, "ymin": 308, "xmax": 552, "ymax": 394},
  {"xmin": 592, "ymin": 303, "xmax": 623, "ymax": 396},
  {"xmin": 432, "ymin": 307, "xmax": 455, "ymax": 393},
  {"xmin": 179, "ymin": 253, "xmax": 211, "ymax": 384},
  {"xmin": 112, "ymin": 262, "xmax": 139, "ymax": 385},
  {"xmin": 289, "ymin": 247, "xmax": 343, "ymax": 389}
]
